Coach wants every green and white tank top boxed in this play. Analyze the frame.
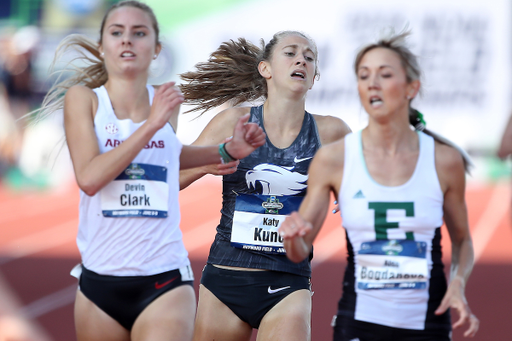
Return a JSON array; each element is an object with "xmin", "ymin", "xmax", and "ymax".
[{"xmin": 339, "ymin": 130, "xmax": 444, "ymax": 330}]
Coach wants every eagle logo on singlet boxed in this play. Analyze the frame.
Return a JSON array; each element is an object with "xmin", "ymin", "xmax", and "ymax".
[{"xmin": 245, "ymin": 163, "xmax": 308, "ymax": 195}]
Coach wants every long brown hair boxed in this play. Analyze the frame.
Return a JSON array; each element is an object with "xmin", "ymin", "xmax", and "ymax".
[
  {"xmin": 32, "ymin": 0, "xmax": 160, "ymax": 122},
  {"xmin": 180, "ymin": 31, "xmax": 319, "ymax": 114}
]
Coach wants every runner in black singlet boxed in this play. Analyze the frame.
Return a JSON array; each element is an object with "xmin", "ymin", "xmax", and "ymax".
[{"xmin": 179, "ymin": 31, "xmax": 351, "ymax": 341}]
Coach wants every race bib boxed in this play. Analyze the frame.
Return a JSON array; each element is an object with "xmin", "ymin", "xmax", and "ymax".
[
  {"xmin": 101, "ymin": 163, "xmax": 168, "ymax": 218},
  {"xmin": 356, "ymin": 239, "xmax": 428, "ymax": 290},
  {"xmin": 231, "ymin": 194, "xmax": 303, "ymax": 254}
]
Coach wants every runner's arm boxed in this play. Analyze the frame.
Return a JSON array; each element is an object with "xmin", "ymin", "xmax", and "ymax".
[
  {"xmin": 313, "ymin": 114, "xmax": 351, "ymax": 145},
  {"xmin": 279, "ymin": 141, "xmax": 344, "ymax": 263},
  {"xmin": 65, "ymin": 85, "xmax": 178, "ymax": 196},
  {"xmin": 434, "ymin": 143, "xmax": 478, "ymax": 337},
  {"xmin": 180, "ymin": 113, "xmax": 265, "ymax": 169},
  {"xmin": 179, "ymin": 107, "xmax": 251, "ymax": 189}
]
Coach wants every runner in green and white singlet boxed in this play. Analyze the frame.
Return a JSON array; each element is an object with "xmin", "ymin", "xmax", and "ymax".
[{"xmin": 279, "ymin": 29, "xmax": 479, "ymax": 341}]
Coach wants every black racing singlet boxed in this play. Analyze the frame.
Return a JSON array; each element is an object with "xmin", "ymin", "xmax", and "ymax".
[{"xmin": 206, "ymin": 105, "xmax": 321, "ymax": 277}]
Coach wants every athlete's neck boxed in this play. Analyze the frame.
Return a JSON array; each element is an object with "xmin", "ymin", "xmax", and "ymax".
[
  {"xmin": 262, "ymin": 95, "xmax": 305, "ymax": 128},
  {"xmin": 262, "ymin": 98, "xmax": 306, "ymax": 149},
  {"xmin": 104, "ymin": 77, "xmax": 150, "ymax": 122}
]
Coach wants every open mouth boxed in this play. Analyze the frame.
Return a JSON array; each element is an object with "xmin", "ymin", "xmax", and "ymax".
[
  {"xmin": 121, "ymin": 51, "xmax": 135, "ymax": 57},
  {"xmin": 370, "ymin": 96, "xmax": 383, "ymax": 107},
  {"xmin": 291, "ymin": 70, "xmax": 305, "ymax": 79}
]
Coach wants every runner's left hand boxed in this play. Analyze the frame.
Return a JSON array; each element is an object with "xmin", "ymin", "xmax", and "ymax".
[{"xmin": 435, "ymin": 276, "xmax": 479, "ymax": 337}]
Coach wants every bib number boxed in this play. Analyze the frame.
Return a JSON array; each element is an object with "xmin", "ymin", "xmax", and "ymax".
[
  {"xmin": 358, "ymin": 202, "xmax": 427, "ymax": 290},
  {"xmin": 231, "ymin": 194, "xmax": 303, "ymax": 254},
  {"xmin": 101, "ymin": 163, "xmax": 168, "ymax": 218},
  {"xmin": 356, "ymin": 240, "xmax": 428, "ymax": 290}
]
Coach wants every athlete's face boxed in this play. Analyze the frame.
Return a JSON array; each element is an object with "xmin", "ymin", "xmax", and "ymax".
[
  {"xmin": 99, "ymin": 6, "xmax": 161, "ymax": 78},
  {"xmin": 260, "ymin": 34, "xmax": 317, "ymax": 94},
  {"xmin": 357, "ymin": 47, "xmax": 419, "ymax": 122}
]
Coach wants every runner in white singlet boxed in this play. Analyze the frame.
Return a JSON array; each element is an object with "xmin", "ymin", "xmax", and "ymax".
[
  {"xmin": 279, "ymin": 28, "xmax": 479, "ymax": 341},
  {"xmin": 31, "ymin": 2, "xmax": 265, "ymax": 341}
]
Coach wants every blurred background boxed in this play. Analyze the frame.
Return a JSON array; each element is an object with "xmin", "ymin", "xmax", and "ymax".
[{"xmin": 0, "ymin": 0, "xmax": 511, "ymax": 340}]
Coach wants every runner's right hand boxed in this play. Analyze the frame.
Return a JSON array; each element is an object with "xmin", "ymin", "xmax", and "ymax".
[{"xmin": 149, "ymin": 82, "xmax": 184, "ymax": 129}]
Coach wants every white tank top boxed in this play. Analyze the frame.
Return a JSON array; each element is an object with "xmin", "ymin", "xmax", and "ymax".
[
  {"xmin": 339, "ymin": 130, "xmax": 444, "ymax": 330},
  {"xmin": 76, "ymin": 85, "xmax": 190, "ymax": 276}
]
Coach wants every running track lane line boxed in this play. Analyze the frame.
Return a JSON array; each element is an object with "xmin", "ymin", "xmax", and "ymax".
[
  {"xmin": 15, "ymin": 182, "xmax": 507, "ymax": 319},
  {"xmin": 18, "ymin": 216, "xmax": 341, "ymax": 319},
  {"xmin": 0, "ymin": 272, "xmax": 54, "ymax": 341},
  {"xmin": 0, "ymin": 214, "xmax": 216, "ymax": 264},
  {"xmin": 12, "ymin": 217, "xmax": 219, "ymax": 319},
  {"xmin": 20, "ymin": 284, "xmax": 78, "ymax": 319},
  {"xmin": 471, "ymin": 181, "xmax": 510, "ymax": 262},
  {"xmin": 0, "ymin": 219, "xmax": 78, "ymax": 265}
]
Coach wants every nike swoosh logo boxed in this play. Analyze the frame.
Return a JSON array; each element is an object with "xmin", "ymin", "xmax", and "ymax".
[
  {"xmin": 155, "ymin": 276, "xmax": 178, "ymax": 289},
  {"xmin": 294, "ymin": 156, "xmax": 312, "ymax": 163},
  {"xmin": 268, "ymin": 286, "xmax": 291, "ymax": 294}
]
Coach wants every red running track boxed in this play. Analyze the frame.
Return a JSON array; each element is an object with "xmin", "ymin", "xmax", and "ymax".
[{"xmin": 0, "ymin": 176, "xmax": 511, "ymax": 340}]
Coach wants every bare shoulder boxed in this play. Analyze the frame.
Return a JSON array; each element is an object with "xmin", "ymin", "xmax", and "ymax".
[
  {"xmin": 435, "ymin": 140, "xmax": 465, "ymax": 193},
  {"xmin": 435, "ymin": 141, "xmax": 465, "ymax": 173},
  {"xmin": 66, "ymin": 84, "xmax": 96, "ymax": 99},
  {"xmin": 312, "ymin": 114, "xmax": 351, "ymax": 145},
  {"xmin": 313, "ymin": 137, "xmax": 346, "ymax": 169},
  {"xmin": 309, "ymin": 138, "xmax": 346, "ymax": 195},
  {"xmin": 217, "ymin": 106, "xmax": 252, "ymax": 120},
  {"xmin": 206, "ymin": 106, "xmax": 251, "ymax": 129},
  {"xmin": 64, "ymin": 85, "xmax": 97, "ymax": 116}
]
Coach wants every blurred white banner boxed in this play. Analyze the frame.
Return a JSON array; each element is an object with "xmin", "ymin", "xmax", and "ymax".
[{"xmin": 165, "ymin": 0, "xmax": 511, "ymax": 154}]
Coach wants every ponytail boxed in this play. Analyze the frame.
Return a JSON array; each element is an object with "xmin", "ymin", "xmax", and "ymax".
[
  {"xmin": 179, "ymin": 38, "xmax": 265, "ymax": 114},
  {"xmin": 409, "ymin": 109, "xmax": 473, "ymax": 173},
  {"xmin": 180, "ymin": 31, "xmax": 319, "ymax": 115}
]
